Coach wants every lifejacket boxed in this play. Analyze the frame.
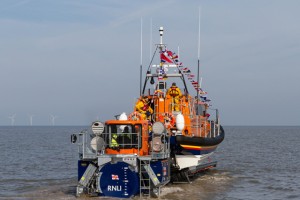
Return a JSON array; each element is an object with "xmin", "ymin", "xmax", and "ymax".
[
  {"xmin": 142, "ymin": 104, "xmax": 149, "ymax": 111},
  {"xmin": 110, "ymin": 134, "xmax": 119, "ymax": 147},
  {"xmin": 169, "ymin": 86, "xmax": 180, "ymax": 97},
  {"xmin": 135, "ymin": 100, "xmax": 147, "ymax": 113}
]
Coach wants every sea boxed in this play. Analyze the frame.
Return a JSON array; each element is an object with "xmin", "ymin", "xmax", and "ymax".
[{"xmin": 0, "ymin": 126, "xmax": 299, "ymax": 200}]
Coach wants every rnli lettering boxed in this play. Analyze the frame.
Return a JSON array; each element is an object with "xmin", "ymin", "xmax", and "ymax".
[{"xmin": 107, "ymin": 185, "xmax": 122, "ymax": 191}]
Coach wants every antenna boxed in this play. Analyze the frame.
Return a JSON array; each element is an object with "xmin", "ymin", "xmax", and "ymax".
[
  {"xmin": 50, "ymin": 114, "xmax": 58, "ymax": 126},
  {"xmin": 197, "ymin": 7, "xmax": 201, "ymax": 114},
  {"xmin": 140, "ymin": 17, "xmax": 143, "ymax": 96},
  {"xmin": 28, "ymin": 114, "xmax": 34, "ymax": 126},
  {"xmin": 8, "ymin": 114, "xmax": 16, "ymax": 126},
  {"xmin": 159, "ymin": 26, "xmax": 164, "ymax": 45},
  {"xmin": 140, "ymin": 17, "xmax": 143, "ymax": 67},
  {"xmin": 198, "ymin": 6, "xmax": 201, "ymax": 60},
  {"xmin": 150, "ymin": 18, "xmax": 153, "ymax": 62}
]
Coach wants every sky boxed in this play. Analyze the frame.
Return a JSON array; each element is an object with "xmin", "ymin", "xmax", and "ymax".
[{"xmin": 0, "ymin": 0, "xmax": 299, "ymax": 126}]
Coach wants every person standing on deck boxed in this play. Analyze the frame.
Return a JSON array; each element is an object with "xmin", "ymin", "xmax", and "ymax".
[
  {"xmin": 135, "ymin": 96, "xmax": 153, "ymax": 120},
  {"xmin": 167, "ymin": 82, "xmax": 182, "ymax": 111}
]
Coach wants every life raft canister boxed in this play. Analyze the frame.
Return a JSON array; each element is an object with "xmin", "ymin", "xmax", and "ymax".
[{"xmin": 175, "ymin": 113, "xmax": 184, "ymax": 131}]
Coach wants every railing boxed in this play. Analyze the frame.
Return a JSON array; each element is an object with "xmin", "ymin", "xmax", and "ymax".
[
  {"xmin": 208, "ymin": 108, "xmax": 220, "ymax": 138},
  {"xmin": 77, "ymin": 130, "xmax": 171, "ymax": 160},
  {"xmin": 76, "ymin": 130, "xmax": 142, "ymax": 160},
  {"xmin": 77, "ymin": 130, "xmax": 97, "ymax": 160},
  {"xmin": 185, "ymin": 109, "xmax": 220, "ymax": 138},
  {"xmin": 109, "ymin": 132, "xmax": 141, "ymax": 149},
  {"xmin": 151, "ymin": 96, "xmax": 221, "ymax": 139}
]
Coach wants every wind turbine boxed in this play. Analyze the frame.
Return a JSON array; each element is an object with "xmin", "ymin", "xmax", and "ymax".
[
  {"xmin": 28, "ymin": 114, "xmax": 34, "ymax": 126},
  {"xmin": 8, "ymin": 114, "xmax": 16, "ymax": 126},
  {"xmin": 50, "ymin": 114, "xmax": 58, "ymax": 126}
]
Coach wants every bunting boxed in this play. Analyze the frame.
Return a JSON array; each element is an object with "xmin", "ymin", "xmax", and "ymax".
[
  {"xmin": 157, "ymin": 63, "xmax": 168, "ymax": 81},
  {"xmin": 160, "ymin": 50, "xmax": 173, "ymax": 63},
  {"xmin": 159, "ymin": 49, "xmax": 210, "ymax": 104}
]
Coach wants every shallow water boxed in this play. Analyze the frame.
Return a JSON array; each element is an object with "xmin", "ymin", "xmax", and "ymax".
[{"xmin": 0, "ymin": 126, "xmax": 299, "ymax": 200}]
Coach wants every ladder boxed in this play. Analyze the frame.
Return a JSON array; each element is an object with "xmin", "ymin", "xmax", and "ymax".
[
  {"xmin": 139, "ymin": 158, "xmax": 151, "ymax": 198},
  {"xmin": 139, "ymin": 157, "xmax": 162, "ymax": 198}
]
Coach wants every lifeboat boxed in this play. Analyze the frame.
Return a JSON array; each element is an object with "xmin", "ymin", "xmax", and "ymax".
[{"xmin": 71, "ymin": 26, "xmax": 225, "ymax": 198}]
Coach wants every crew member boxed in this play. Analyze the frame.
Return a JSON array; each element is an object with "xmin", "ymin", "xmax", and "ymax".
[
  {"xmin": 167, "ymin": 82, "xmax": 182, "ymax": 111},
  {"xmin": 110, "ymin": 133, "xmax": 119, "ymax": 150},
  {"xmin": 135, "ymin": 96, "xmax": 153, "ymax": 120}
]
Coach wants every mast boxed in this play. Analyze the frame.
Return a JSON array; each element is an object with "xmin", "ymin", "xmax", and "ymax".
[
  {"xmin": 150, "ymin": 18, "xmax": 152, "ymax": 62},
  {"xmin": 141, "ymin": 26, "xmax": 189, "ymax": 95},
  {"xmin": 197, "ymin": 7, "xmax": 201, "ymax": 113},
  {"xmin": 140, "ymin": 18, "xmax": 143, "ymax": 96}
]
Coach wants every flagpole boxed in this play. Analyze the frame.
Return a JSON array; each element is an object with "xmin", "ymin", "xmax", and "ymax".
[
  {"xmin": 150, "ymin": 18, "xmax": 152, "ymax": 62},
  {"xmin": 198, "ymin": 7, "xmax": 201, "ymax": 61},
  {"xmin": 140, "ymin": 17, "xmax": 143, "ymax": 96}
]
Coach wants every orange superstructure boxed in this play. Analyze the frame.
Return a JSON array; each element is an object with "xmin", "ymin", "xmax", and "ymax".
[{"xmin": 133, "ymin": 92, "xmax": 212, "ymax": 139}]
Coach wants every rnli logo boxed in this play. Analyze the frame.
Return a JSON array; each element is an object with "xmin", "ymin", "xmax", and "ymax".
[
  {"xmin": 111, "ymin": 174, "xmax": 119, "ymax": 180},
  {"xmin": 107, "ymin": 185, "xmax": 122, "ymax": 191}
]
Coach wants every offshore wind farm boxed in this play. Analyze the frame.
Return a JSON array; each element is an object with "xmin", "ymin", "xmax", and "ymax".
[{"xmin": 4, "ymin": 114, "xmax": 61, "ymax": 126}]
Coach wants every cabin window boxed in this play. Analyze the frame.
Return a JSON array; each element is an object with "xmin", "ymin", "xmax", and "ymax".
[
  {"xmin": 133, "ymin": 124, "xmax": 143, "ymax": 148},
  {"xmin": 108, "ymin": 124, "xmax": 141, "ymax": 149},
  {"xmin": 158, "ymin": 82, "xmax": 166, "ymax": 90}
]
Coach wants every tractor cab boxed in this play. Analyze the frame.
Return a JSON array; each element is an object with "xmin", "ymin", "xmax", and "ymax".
[
  {"xmin": 72, "ymin": 119, "xmax": 170, "ymax": 160},
  {"xmin": 103, "ymin": 120, "xmax": 149, "ymax": 156}
]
